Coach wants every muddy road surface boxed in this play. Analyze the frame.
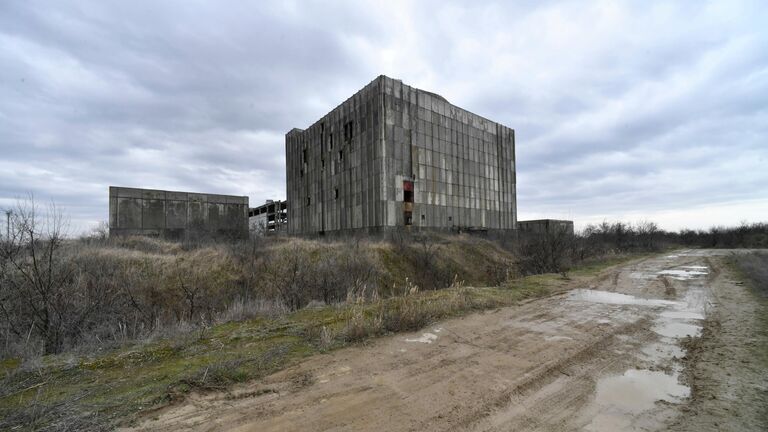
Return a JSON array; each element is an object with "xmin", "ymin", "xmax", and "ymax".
[{"xmin": 127, "ymin": 250, "xmax": 766, "ymax": 431}]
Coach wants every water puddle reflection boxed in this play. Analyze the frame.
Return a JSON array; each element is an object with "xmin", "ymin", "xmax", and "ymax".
[{"xmin": 586, "ymin": 369, "xmax": 689, "ymax": 431}]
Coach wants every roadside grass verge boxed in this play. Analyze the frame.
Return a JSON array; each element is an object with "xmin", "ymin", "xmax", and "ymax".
[
  {"xmin": 0, "ymin": 252, "xmax": 642, "ymax": 431},
  {"xmin": 672, "ymin": 250, "xmax": 768, "ymax": 430},
  {"xmin": 726, "ymin": 251, "xmax": 768, "ymax": 298},
  {"xmin": 724, "ymin": 251, "xmax": 768, "ymax": 425},
  {"xmin": 725, "ymin": 250, "xmax": 768, "ymax": 359}
]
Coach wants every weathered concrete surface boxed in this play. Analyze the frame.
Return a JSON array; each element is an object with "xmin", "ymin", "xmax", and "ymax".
[
  {"xmin": 286, "ymin": 75, "xmax": 516, "ymax": 236},
  {"xmin": 518, "ymin": 219, "xmax": 575, "ymax": 236},
  {"xmin": 109, "ymin": 186, "xmax": 248, "ymax": 240}
]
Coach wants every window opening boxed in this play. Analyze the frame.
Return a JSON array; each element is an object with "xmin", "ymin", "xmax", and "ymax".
[{"xmin": 344, "ymin": 121, "xmax": 353, "ymax": 142}]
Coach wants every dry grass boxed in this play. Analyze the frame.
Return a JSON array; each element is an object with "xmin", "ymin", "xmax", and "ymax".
[{"xmin": 728, "ymin": 251, "xmax": 768, "ymax": 297}]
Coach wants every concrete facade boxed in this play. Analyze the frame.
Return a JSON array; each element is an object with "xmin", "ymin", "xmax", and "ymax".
[
  {"xmin": 518, "ymin": 219, "xmax": 575, "ymax": 236},
  {"xmin": 286, "ymin": 75, "xmax": 516, "ymax": 236},
  {"xmin": 109, "ymin": 186, "xmax": 249, "ymax": 239}
]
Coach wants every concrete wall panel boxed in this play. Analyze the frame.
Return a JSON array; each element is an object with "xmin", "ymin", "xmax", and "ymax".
[{"xmin": 109, "ymin": 186, "xmax": 248, "ymax": 239}]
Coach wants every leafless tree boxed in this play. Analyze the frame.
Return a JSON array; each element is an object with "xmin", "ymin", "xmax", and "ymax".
[{"xmin": 0, "ymin": 196, "xmax": 73, "ymax": 354}]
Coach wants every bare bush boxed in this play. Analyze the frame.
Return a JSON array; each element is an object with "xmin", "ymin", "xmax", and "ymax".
[
  {"xmin": 516, "ymin": 227, "xmax": 574, "ymax": 276},
  {"xmin": 0, "ymin": 197, "xmax": 88, "ymax": 354},
  {"xmin": 406, "ymin": 234, "xmax": 454, "ymax": 290}
]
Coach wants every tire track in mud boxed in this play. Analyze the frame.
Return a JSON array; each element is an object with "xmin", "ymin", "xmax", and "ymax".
[{"xmin": 455, "ymin": 318, "xmax": 655, "ymax": 432}]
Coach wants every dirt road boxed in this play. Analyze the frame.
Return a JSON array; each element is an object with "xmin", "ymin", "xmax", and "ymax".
[{"xmin": 127, "ymin": 250, "xmax": 765, "ymax": 431}]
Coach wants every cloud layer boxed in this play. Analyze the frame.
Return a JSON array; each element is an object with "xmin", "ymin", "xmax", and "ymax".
[{"xmin": 1, "ymin": 0, "xmax": 767, "ymax": 233}]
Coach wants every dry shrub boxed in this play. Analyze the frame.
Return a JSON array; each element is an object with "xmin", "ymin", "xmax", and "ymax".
[
  {"xmin": 343, "ymin": 306, "xmax": 374, "ymax": 343},
  {"xmin": 215, "ymin": 298, "xmax": 288, "ymax": 323},
  {"xmin": 256, "ymin": 239, "xmax": 382, "ymax": 311},
  {"xmin": 380, "ymin": 295, "xmax": 429, "ymax": 333},
  {"xmin": 106, "ymin": 235, "xmax": 183, "ymax": 255}
]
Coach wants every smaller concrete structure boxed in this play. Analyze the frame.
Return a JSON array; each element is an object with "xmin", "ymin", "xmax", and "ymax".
[
  {"xmin": 518, "ymin": 219, "xmax": 574, "ymax": 236},
  {"xmin": 249, "ymin": 200, "xmax": 287, "ymax": 234},
  {"xmin": 109, "ymin": 186, "xmax": 249, "ymax": 240}
]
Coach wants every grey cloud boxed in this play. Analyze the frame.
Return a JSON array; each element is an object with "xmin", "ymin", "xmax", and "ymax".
[{"xmin": 1, "ymin": 0, "xmax": 767, "ymax": 233}]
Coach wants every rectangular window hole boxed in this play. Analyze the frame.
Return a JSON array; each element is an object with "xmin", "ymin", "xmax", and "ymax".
[
  {"xmin": 344, "ymin": 121, "xmax": 354, "ymax": 142},
  {"xmin": 403, "ymin": 181, "xmax": 414, "ymax": 202}
]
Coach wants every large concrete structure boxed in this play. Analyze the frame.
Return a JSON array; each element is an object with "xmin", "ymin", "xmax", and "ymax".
[
  {"xmin": 109, "ymin": 186, "xmax": 249, "ymax": 239},
  {"xmin": 286, "ymin": 75, "xmax": 516, "ymax": 236}
]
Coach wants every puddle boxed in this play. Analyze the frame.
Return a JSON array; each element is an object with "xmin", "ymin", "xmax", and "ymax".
[
  {"xmin": 681, "ymin": 265, "xmax": 708, "ymax": 270},
  {"xmin": 665, "ymin": 255, "xmax": 679, "ymax": 259},
  {"xmin": 658, "ymin": 269, "xmax": 708, "ymax": 280},
  {"xmin": 586, "ymin": 369, "xmax": 689, "ymax": 431},
  {"xmin": 405, "ymin": 333, "xmax": 438, "ymax": 344},
  {"xmin": 660, "ymin": 310, "xmax": 704, "ymax": 320},
  {"xmin": 568, "ymin": 290, "xmax": 676, "ymax": 307},
  {"xmin": 640, "ymin": 342, "xmax": 685, "ymax": 363},
  {"xmin": 653, "ymin": 321, "xmax": 701, "ymax": 338},
  {"xmin": 629, "ymin": 271, "xmax": 655, "ymax": 280},
  {"xmin": 545, "ymin": 335, "xmax": 573, "ymax": 342}
]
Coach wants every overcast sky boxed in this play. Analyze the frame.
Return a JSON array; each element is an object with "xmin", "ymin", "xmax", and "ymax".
[{"xmin": 1, "ymin": 0, "xmax": 767, "ymax": 234}]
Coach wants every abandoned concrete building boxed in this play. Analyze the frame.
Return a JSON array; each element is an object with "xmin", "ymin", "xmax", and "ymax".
[
  {"xmin": 248, "ymin": 200, "xmax": 287, "ymax": 233},
  {"xmin": 286, "ymin": 75, "xmax": 517, "ymax": 236},
  {"xmin": 108, "ymin": 186, "xmax": 249, "ymax": 239}
]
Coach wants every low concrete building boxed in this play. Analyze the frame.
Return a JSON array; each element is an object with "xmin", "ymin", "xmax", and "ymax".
[
  {"xmin": 109, "ymin": 186, "xmax": 249, "ymax": 239},
  {"xmin": 286, "ymin": 75, "xmax": 517, "ymax": 236},
  {"xmin": 518, "ymin": 219, "xmax": 575, "ymax": 236}
]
